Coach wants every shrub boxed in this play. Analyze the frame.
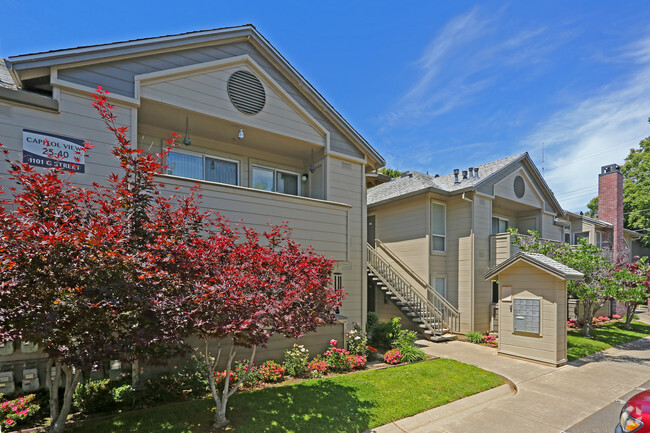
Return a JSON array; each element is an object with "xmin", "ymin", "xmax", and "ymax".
[
  {"xmin": 394, "ymin": 329, "xmax": 417, "ymax": 348},
  {"xmin": 481, "ymin": 335, "xmax": 497, "ymax": 346},
  {"xmin": 383, "ymin": 348, "xmax": 402, "ymax": 365},
  {"xmin": 111, "ymin": 384, "xmax": 136, "ymax": 410},
  {"xmin": 177, "ymin": 354, "xmax": 210, "ymax": 397},
  {"xmin": 233, "ymin": 360, "xmax": 261, "ymax": 388},
  {"xmin": 307, "ymin": 358, "xmax": 328, "ymax": 378},
  {"xmin": 613, "ymin": 314, "xmax": 622, "ymax": 320},
  {"xmin": 465, "ymin": 331, "xmax": 483, "ymax": 344},
  {"xmin": 283, "ymin": 344, "xmax": 310, "ymax": 378},
  {"xmin": 0, "ymin": 393, "xmax": 40, "ymax": 430},
  {"xmin": 398, "ymin": 345, "xmax": 427, "ymax": 363},
  {"xmin": 567, "ymin": 319, "xmax": 579, "ymax": 329},
  {"xmin": 346, "ymin": 354, "xmax": 367, "ymax": 370},
  {"xmin": 323, "ymin": 340, "xmax": 352, "ymax": 372},
  {"xmin": 369, "ymin": 316, "xmax": 402, "ymax": 348},
  {"xmin": 73, "ymin": 379, "xmax": 115, "ymax": 414},
  {"xmin": 143, "ymin": 375, "xmax": 187, "ymax": 403},
  {"xmin": 258, "ymin": 361, "xmax": 285, "ymax": 383},
  {"xmin": 366, "ymin": 311, "xmax": 379, "ymax": 334},
  {"xmin": 346, "ymin": 324, "xmax": 368, "ymax": 356}
]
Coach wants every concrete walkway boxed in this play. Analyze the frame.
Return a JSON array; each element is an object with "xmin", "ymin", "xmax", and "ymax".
[{"xmin": 370, "ymin": 313, "xmax": 650, "ymax": 433}]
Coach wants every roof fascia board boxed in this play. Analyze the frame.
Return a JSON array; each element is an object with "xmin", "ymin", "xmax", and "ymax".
[
  {"xmin": 246, "ymin": 30, "xmax": 384, "ymax": 168},
  {"xmin": 8, "ymin": 27, "xmax": 252, "ymax": 69},
  {"xmin": 51, "ymin": 68, "xmax": 140, "ymax": 107},
  {"xmin": 368, "ymin": 186, "xmax": 452, "ymax": 209},
  {"xmin": 135, "ymin": 55, "xmax": 329, "ymax": 145},
  {"xmin": 484, "ymin": 254, "xmax": 582, "ymax": 281},
  {"xmin": 471, "ymin": 153, "xmax": 527, "ymax": 193}
]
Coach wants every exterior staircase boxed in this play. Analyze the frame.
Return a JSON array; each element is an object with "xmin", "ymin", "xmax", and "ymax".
[{"xmin": 367, "ymin": 241, "xmax": 460, "ymax": 342}]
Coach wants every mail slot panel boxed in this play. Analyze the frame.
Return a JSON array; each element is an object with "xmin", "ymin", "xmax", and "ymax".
[
  {"xmin": 0, "ymin": 371, "xmax": 15, "ymax": 395},
  {"xmin": 20, "ymin": 342, "xmax": 38, "ymax": 353},
  {"xmin": 0, "ymin": 341, "xmax": 14, "ymax": 356},
  {"xmin": 22, "ymin": 368, "xmax": 40, "ymax": 392}
]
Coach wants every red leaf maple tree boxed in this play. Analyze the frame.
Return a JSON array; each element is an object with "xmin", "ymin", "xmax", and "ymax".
[{"xmin": 0, "ymin": 88, "xmax": 344, "ymax": 431}]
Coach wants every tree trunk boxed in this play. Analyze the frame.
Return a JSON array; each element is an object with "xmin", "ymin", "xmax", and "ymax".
[
  {"xmin": 48, "ymin": 364, "xmax": 81, "ymax": 433},
  {"xmin": 625, "ymin": 303, "xmax": 637, "ymax": 330}
]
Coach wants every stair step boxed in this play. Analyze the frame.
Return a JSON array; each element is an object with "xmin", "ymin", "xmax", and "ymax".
[{"xmin": 428, "ymin": 333, "xmax": 458, "ymax": 342}]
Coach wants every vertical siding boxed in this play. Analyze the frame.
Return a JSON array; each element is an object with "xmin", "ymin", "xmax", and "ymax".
[
  {"xmin": 458, "ymin": 235, "xmax": 474, "ymax": 333},
  {"xmin": 541, "ymin": 213, "xmax": 563, "ymax": 241},
  {"xmin": 327, "ymin": 156, "xmax": 365, "ymax": 327},
  {"xmin": 444, "ymin": 195, "xmax": 471, "ymax": 308},
  {"xmin": 473, "ymin": 195, "xmax": 492, "ymax": 333}
]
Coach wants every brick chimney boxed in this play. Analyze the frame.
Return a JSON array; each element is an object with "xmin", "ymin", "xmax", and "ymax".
[{"xmin": 598, "ymin": 164, "xmax": 624, "ymax": 260}]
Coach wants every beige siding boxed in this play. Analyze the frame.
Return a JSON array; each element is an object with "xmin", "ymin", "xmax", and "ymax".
[
  {"xmin": 541, "ymin": 213, "xmax": 563, "ymax": 241},
  {"xmin": 473, "ymin": 195, "xmax": 492, "ymax": 333},
  {"xmin": 327, "ymin": 156, "xmax": 365, "ymax": 327},
  {"xmin": 493, "ymin": 169, "xmax": 544, "ymax": 209},
  {"xmin": 498, "ymin": 262, "xmax": 567, "ymax": 366},
  {"xmin": 458, "ymin": 235, "xmax": 474, "ymax": 333},
  {"xmin": 140, "ymin": 65, "xmax": 325, "ymax": 146},
  {"xmin": 370, "ymin": 195, "xmax": 429, "ymax": 293},
  {"xmin": 436, "ymin": 195, "xmax": 471, "ymax": 308}
]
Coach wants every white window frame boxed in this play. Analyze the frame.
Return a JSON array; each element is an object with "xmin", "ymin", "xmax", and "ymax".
[
  {"xmin": 431, "ymin": 201, "xmax": 446, "ymax": 253},
  {"xmin": 574, "ymin": 231, "xmax": 589, "ymax": 245},
  {"xmin": 251, "ymin": 164, "xmax": 301, "ymax": 196},
  {"xmin": 166, "ymin": 148, "xmax": 240, "ymax": 186},
  {"xmin": 595, "ymin": 231, "xmax": 603, "ymax": 249}
]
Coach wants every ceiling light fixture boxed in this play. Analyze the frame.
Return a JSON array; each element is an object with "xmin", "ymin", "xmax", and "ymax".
[
  {"xmin": 182, "ymin": 115, "xmax": 191, "ymax": 146},
  {"xmin": 238, "ymin": 128, "xmax": 244, "ymax": 140}
]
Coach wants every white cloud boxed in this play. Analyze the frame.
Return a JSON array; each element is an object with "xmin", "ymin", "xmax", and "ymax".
[{"xmin": 526, "ymin": 40, "xmax": 650, "ymax": 211}]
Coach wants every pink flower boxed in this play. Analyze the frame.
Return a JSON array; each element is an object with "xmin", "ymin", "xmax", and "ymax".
[{"xmin": 329, "ymin": 339, "xmax": 338, "ymax": 347}]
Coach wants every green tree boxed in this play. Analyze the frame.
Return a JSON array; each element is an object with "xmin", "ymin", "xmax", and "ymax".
[
  {"xmin": 608, "ymin": 258, "xmax": 650, "ymax": 330},
  {"xmin": 378, "ymin": 167, "xmax": 403, "ymax": 178},
  {"xmin": 510, "ymin": 229, "xmax": 613, "ymax": 337},
  {"xmin": 622, "ymin": 126, "xmax": 650, "ymax": 246},
  {"xmin": 585, "ymin": 197, "xmax": 598, "ymax": 218}
]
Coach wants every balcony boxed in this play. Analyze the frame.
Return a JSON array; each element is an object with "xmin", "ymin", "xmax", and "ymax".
[
  {"xmin": 157, "ymin": 174, "xmax": 351, "ymax": 261},
  {"xmin": 489, "ymin": 233, "xmax": 562, "ymax": 267}
]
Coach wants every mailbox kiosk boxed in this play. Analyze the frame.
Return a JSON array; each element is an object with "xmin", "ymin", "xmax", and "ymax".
[{"xmin": 485, "ymin": 252, "xmax": 583, "ymax": 367}]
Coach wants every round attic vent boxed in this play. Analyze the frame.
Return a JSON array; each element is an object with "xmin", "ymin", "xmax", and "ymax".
[
  {"xmin": 514, "ymin": 175, "xmax": 525, "ymax": 198},
  {"xmin": 227, "ymin": 70, "xmax": 266, "ymax": 115}
]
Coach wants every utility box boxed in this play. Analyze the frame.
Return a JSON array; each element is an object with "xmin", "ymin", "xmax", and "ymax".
[
  {"xmin": 0, "ymin": 341, "xmax": 14, "ymax": 356},
  {"xmin": 22, "ymin": 368, "xmax": 40, "ymax": 392},
  {"xmin": 0, "ymin": 371, "xmax": 15, "ymax": 395},
  {"xmin": 485, "ymin": 252, "xmax": 584, "ymax": 367}
]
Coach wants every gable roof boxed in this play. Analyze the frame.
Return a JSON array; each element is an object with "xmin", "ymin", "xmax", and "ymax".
[
  {"xmin": 484, "ymin": 252, "xmax": 584, "ymax": 281},
  {"xmin": 6, "ymin": 25, "xmax": 384, "ymax": 169},
  {"xmin": 368, "ymin": 152, "xmax": 563, "ymax": 215},
  {"xmin": 0, "ymin": 59, "xmax": 16, "ymax": 89}
]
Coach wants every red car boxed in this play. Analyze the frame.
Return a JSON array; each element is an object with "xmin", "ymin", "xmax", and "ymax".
[{"xmin": 617, "ymin": 390, "xmax": 650, "ymax": 432}]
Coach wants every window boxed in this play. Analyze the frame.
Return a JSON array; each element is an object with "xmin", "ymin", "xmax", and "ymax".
[
  {"xmin": 595, "ymin": 231, "xmax": 603, "ymax": 249},
  {"xmin": 167, "ymin": 151, "xmax": 238, "ymax": 185},
  {"xmin": 492, "ymin": 281, "xmax": 499, "ymax": 303},
  {"xmin": 333, "ymin": 273, "xmax": 343, "ymax": 291},
  {"xmin": 513, "ymin": 298, "xmax": 540, "ymax": 334},
  {"xmin": 564, "ymin": 232, "xmax": 571, "ymax": 244},
  {"xmin": 431, "ymin": 202, "xmax": 446, "ymax": 252},
  {"xmin": 251, "ymin": 166, "xmax": 299, "ymax": 195},
  {"xmin": 491, "ymin": 217, "xmax": 509, "ymax": 235},
  {"xmin": 574, "ymin": 232, "xmax": 589, "ymax": 245}
]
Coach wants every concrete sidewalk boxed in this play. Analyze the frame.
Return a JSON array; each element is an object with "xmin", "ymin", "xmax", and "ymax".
[{"xmin": 370, "ymin": 314, "xmax": 650, "ymax": 433}]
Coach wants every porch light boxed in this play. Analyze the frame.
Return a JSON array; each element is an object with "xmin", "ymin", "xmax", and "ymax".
[
  {"xmin": 301, "ymin": 174, "xmax": 308, "ymax": 182},
  {"xmin": 238, "ymin": 128, "xmax": 244, "ymax": 140},
  {"xmin": 182, "ymin": 115, "xmax": 191, "ymax": 146}
]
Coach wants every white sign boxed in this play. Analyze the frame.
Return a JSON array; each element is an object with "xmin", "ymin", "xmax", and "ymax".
[{"xmin": 22, "ymin": 129, "xmax": 86, "ymax": 173}]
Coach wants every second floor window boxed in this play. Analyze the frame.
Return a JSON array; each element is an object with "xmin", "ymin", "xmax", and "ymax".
[
  {"xmin": 251, "ymin": 166, "xmax": 299, "ymax": 195},
  {"xmin": 167, "ymin": 151, "xmax": 238, "ymax": 186},
  {"xmin": 491, "ymin": 217, "xmax": 509, "ymax": 235},
  {"xmin": 431, "ymin": 202, "xmax": 446, "ymax": 252}
]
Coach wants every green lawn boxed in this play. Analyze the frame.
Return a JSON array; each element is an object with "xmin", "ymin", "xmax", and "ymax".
[
  {"xmin": 69, "ymin": 359, "xmax": 504, "ymax": 433},
  {"xmin": 567, "ymin": 320, "xmax": 650, "ymax": 361}
]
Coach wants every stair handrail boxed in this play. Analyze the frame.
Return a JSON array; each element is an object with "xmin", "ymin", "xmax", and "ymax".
[
  {"xmin": 374, "ymin": 239, "xmax": 460, "ymax": 317},
  {"xmin": 368, "ymin": 243, "xmax": 459, "ymax": 334},
  {"xmin": 367, "ymin": 244, "xmax": 442, "ymax": 336}
]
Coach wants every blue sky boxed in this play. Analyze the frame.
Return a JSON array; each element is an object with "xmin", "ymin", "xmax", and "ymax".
[{"xmin": 2, "ymin": 1, "xmax": 649, "ymax": 211}]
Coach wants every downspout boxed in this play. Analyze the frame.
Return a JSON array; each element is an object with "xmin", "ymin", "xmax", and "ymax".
[{"xmin": 461, "ymin": 192, "xmax": 474, "ymax": 331}]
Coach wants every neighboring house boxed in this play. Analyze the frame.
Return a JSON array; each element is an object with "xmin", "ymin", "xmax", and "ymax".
[
  {"xmin": 366, "ymin": 154, "xmax": 646, "ymax": 337},
  {"xmin": 0, "ymin": 25, "xmax": 384, "ymax": 392}
]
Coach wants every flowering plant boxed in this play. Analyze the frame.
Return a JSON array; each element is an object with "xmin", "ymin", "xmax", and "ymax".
[
  {"xmin": 346, "ymin": 354, "xmax": 366, "ymax": 370},
  {"xmin": 0, "ymin": 393, "xmax": 40, "ymax": 430},
  {"xmin": 383, "ymin": 348, "xmax": 402, "ymax": 365},
  {"xmin": 233, "ymin": 360, "xmax": 261, "ymax": 388},
  {"xmin": 612, "ymin": 314, "xmax": 622, "ymax": 320},
  {"xmin": 346, "ymin": 324, "xmax": 368, "ymax": 356},
  {"xmin": 214, "ymin": 371, "xmax": 239, "ymax": 392},
  {"xmin": 481, "ymin": 335, "xmax": 497, "ymax": 347},
  {"xmin": 366, "ymin": 345, "xmax": 378, "ymax": 361},
  {"xmin": 284, "ymin": 344, "xmax": 310, "ymax": 377},
  {"xmin": 307, "ymin": 358, "xmax": 329, "ymax": 378},
  {"xmin": 567, "ymin": 319, "xmax": 579, "ymax": 329},
  {"xmin": 324, "ymin": 340, "xmax": 353, "ymax": 372},
  {"xmin": 258, "ymin": 360, "xmax": 285, "ymax": 383}
]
